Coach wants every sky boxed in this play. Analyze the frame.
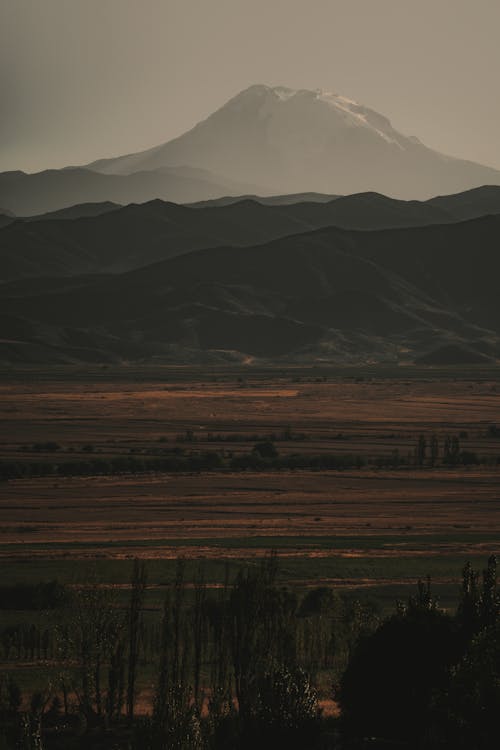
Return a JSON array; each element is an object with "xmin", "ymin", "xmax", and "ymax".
[{"xmin": 1, "ymin": 0, "xmax": 499, "ymax": 173}]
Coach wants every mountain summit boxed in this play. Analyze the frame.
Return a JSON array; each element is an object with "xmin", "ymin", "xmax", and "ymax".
[{"xmin": 88, "ymin": 84, "xmax": 500, "ymax": 199}]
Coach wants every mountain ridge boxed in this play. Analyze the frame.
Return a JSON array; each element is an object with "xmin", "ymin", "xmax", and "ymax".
[
  {"xmin": 2, "ymin": 186, "xmax": 500, "ymax": 283},
  {"xmin": 0, "ymin": 166, "xmax": 266, "ymax": 216},
  {"xmin": 1, "ymin": 211, "xmax": 499, "ymax": 365}
]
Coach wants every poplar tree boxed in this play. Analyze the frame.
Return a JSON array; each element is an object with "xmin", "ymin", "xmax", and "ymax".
[{"xmin": 127, "ymin": 559, "xmax": 148, "ymax": 722}]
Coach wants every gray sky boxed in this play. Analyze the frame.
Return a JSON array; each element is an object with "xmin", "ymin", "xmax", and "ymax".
[{"xmin": 1, "ymin": 0, "xmax": 499, "ymax": 173}]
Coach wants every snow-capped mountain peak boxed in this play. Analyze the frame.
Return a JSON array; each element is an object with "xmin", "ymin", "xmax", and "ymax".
[{"xmin": 87, "ymin": 84, "xmax": 500, "ymax": 199}]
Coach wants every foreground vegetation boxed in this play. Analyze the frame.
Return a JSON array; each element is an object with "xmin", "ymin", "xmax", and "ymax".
[{"xmin": 0, "ymin": 555, "xmax": 498, "ymax": 749}]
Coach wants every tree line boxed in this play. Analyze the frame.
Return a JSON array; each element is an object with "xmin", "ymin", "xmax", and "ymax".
[
  {"xmin": 1, "ymin": 432, "xmax": 498, "ymax": 482},
  {"xmin": 0, "ymin": 555, "xmax": 498, "ymax": 749}
]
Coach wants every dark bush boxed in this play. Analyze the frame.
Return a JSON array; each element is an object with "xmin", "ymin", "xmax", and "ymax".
[
  {"xmin": 253, "ymin": 441, "xmax": 279, "ymax": 459},
  {"xmin": 0, "ymin": 581, "xmax": 67, "ymax": 610},
  {"xmin": 340, "ymin": 606, "xmax": 461, "ymax": 745}
]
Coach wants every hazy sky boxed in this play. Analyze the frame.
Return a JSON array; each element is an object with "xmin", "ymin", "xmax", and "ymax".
[{"xmin": 2, "ymin": 0, "xmax": 500, "ymax": 173}]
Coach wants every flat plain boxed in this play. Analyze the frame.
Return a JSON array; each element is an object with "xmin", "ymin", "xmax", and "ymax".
[{"xmin": 0, "ymin": 366, "xmax": 499, "ymax": 597}]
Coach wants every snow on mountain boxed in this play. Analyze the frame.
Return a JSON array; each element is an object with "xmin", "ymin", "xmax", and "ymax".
[{"xmin": 88, "ymin": 84, "xmax": 500, "ymax": 199}]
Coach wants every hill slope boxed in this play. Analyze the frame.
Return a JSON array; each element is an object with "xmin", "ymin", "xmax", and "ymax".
[
  {"xmin": 0, "ymin": 166, "xmax": 263, "ymax": 216},
  {"xmin": 1, "ymin": 214, "xmax": 499, "ymax": 364},
  {"xmin": 24, "ymin": 201, "xmax": 122, "ymax": 222},
  {"xmin": 2, "ymin": 187, "xmax": 500, "ymax": 283}
]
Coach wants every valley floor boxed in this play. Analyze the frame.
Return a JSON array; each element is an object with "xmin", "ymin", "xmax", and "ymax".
[{"xmin": 0, "ymin": 364, "xmax": 499, "ymax": 590}]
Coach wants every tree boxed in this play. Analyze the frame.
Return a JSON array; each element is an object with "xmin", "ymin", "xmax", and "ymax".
[
  {"xmin": 458, "ymin": 560, "xmax": 480, "ymax": 640},
  {"xmin": 250, "ymin": 667, "xmax": 319, "ymax": 750},
  {"xmin": 438, "ymin": 558, "xmax": 499, "ymax": 748},
  {"xmin": 152, "ymin": 560, "xmax": 202, "ymax": 750},
  {"xmin": 206, "ymin": 564, "xmax": 234, "ymax": 740},
  {"xmin": 430, "ymin": 433, "xmax": 439, "ymax": 467},
  {"xmin": 127, "ymin": 559, "xmax": 148, "ymax": 722},
  {"xmin": 444, "ymin": 434, "xmax": 460, "ymax": 465},
  {"xmin": 7, "ymin": 678, "xmax": 21, "ymax": 714},
  {"xmin": 58, "ymin": 577, "xmax": 123, "ymax": 719},
  {"xmin": 416, "ymin": 434, "xmax": 427, "ymax": 467},
  {"xmin": 253, "ymin": 441, "xmax": 278, "ymax": 459},
  {"xmin": 440, "ymin": 624, "xmax": 500, "ymax": 748},
  {"xmin": 339, "ymin": 580, "xmax": 461, "ymax": 746}
]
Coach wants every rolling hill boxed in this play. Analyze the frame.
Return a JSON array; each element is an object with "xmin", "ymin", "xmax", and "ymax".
[
  {"xmin": 1, "ymin": 213, "xmax": 499, "ymax": 365},
  {"xmin": 2, "ymin": 187, "xmax": 499, "ymax": 283}
]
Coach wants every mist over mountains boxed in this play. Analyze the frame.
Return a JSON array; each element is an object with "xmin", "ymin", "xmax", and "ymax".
[
  {"xmin": 2, "ymin": 85, "xmax": 500, "ymax": 216},
  {"xmin": 0, "ymin": 166, "xmax": 262, "ymax": 217}
]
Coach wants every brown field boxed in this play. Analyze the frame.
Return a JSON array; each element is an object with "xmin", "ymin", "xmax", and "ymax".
[
  {"xmin": 0, "ymin": 366, "xmax": 499, "ymax": 589},
  {"xmin": 1, "ymin": 371, "xmax": 500, "ymax": 449},
  {"xmin": 1, "ymin": 469, "xmax": 499, "ymax": 552}
]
